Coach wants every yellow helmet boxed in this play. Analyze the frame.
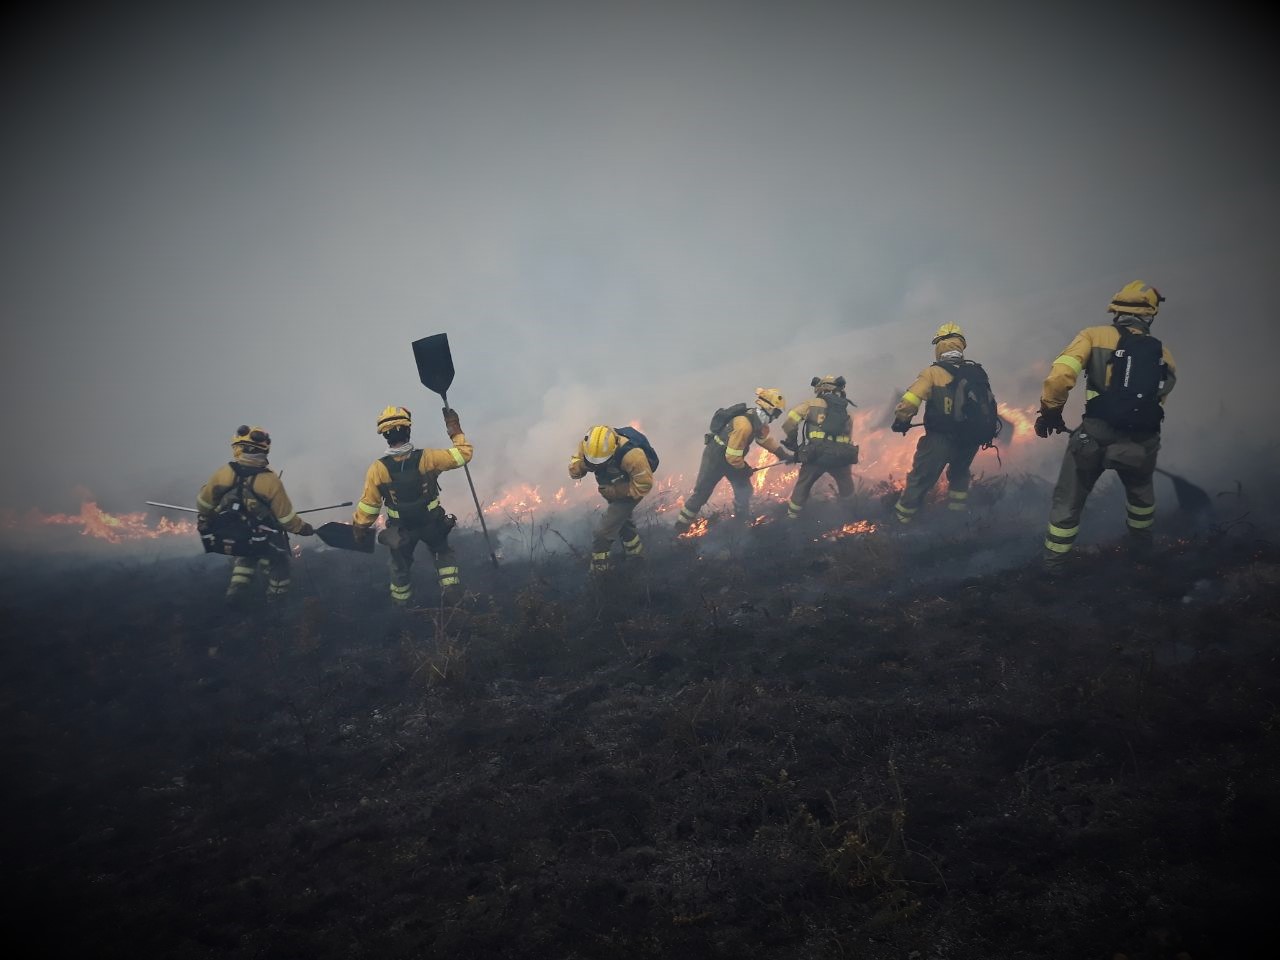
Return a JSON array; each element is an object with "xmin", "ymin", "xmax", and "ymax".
[
  {"xmin": 231, "ymin": 424, "xmax": 271, "ymax": 452},
  {"xmin": 931, "ymin": 322, "xmax": 966, "ymax": 347},
  {"xmin": 376, "ymin": 405, "xmax": 413, "ymax": 434},
  {"xmin": 582, "ymin": 425, "xmax": 619, "ymax": 464},
  {"xmin": 811, "ymin": 375, "xmax": 846, "ymax": 395},
  {"xmin": 754, "ymin": 387, "xmax": 786, "ymax": 420},
  {"xmin": 1108, "ymin": 280, "xmax": 1164, "ymax": 317}
]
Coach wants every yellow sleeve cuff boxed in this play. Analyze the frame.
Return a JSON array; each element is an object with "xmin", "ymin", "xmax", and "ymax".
[{"xmin": 1053, "ymin": 354, "xmax": 1083, "ymax": 375}]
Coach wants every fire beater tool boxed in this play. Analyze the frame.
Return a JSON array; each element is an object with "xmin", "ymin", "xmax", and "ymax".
[
  {"xmin": 749, "ymin": 459, "xmax": 798, "ymax": 474},
  {"xmin": 412, "ymin": 332, "xmax": 499, "ymax": 568},
  {"xmin": 1054, "ymin": 425, "xmax": 1211, "ymax": 515}
]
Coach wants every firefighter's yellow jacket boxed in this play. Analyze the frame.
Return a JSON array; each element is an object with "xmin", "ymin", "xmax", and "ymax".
[
  {"xmin": 893, "ymin": 334, "xmax": 968, "ymax": 424},
  {"xmin": 782, "ymin": 396, "xmax": 853, "ymax": 443},
  {"xmin": 719, "ymin": 414, "xmax": 784, "ymax": 469},
  {"xmin": 197, "ymin": 458, "xmax": 307, "ymax": 534},
  {"xmin": 1041, "ymin": 323, "xmax": 1177, "ymax": 414},
  {"xmin": 352, "ymin": 433, "xmax": 473, "ymax": 528},
  {"xmin": 569, "ymin": 440, "xmax": 654, "ymax": 502}
]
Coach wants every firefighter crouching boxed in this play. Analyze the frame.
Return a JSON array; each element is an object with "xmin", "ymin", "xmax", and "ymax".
[
  {"xmin": 569, "ymin": 425, "xmax": 657, "ymax": 572},
  {"xmin": 196, "ymin": 425, "xmax": 315, "ymax": 604},
  {"xmin": 674, "ymin": 387, "xmax": 791, "ymax": 533},
  {"xmin": 353, "ymin": 405, "xmax": 473, "ymax": 605},
  {"xmin": 781, "ymin": 375, "xmax": 859, "ymax": 520},
  {"xmin": 890, "ymin": 323, "xmax": 1000, "ymax": 524},
  {"xmin": 1035, "ymin": 281, "xmax": 1177, "ymax": 566}
]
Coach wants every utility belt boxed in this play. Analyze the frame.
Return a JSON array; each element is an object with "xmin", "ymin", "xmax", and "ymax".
[{"xmin": 797, "ymin": 432, "xmax": 859, "ymax": 466}]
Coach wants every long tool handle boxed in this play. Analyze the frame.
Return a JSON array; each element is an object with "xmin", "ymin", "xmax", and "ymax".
[
  {"xmin": 749, "ymin": 459, "xmax": 796, "ymax": 474},
  {"xmin": 297, "ymin": 501, "xmax": 354, "ymax": 515},
  {"xmin": 445, "ymin": 392, "xmax": 499, "ymax": 568},
  {"xmin": 146, "ymin": 500, "xmax": 352, "ymax": 515}
]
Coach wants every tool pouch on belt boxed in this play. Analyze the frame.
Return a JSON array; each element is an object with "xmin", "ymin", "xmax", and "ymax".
[
  {"xmin": 800, "ymin": 439, "xmax": 860, "ymax": 466},
  {"xmin": 1103, "ymin": 439, "xmax": 1147, "ymax": 471}
]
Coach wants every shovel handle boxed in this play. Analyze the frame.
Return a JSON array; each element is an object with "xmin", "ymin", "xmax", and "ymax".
[{"xmin": 443, "ymin": 392, "xmax": 500, "ymax": 568}]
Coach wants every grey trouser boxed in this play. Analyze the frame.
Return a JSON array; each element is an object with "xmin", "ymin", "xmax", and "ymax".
[
  {"xmin": 678, "ymin": 444, "xmax": 754, "ymax": 523},
  {"xmin": 592, "ymin": 498, "xmax": 643, "ymax": 569},
  {"xmin": 384, "ymin": 521, "xmax": 459, "ymax": 602},
  {"xmin": 786, "ymin": 464, "xmax": 854, "ymax": 519},
  {"xmin": 1043, "ymin": 417, "xmax": 1160, "ymax": 560},
  {"xmin": 228, "ymin": 536, "xmax": 291, "ymax": 597},
  {"xmin": 895, "ymin": 433, "xmax": 981, "ymax": 523}
]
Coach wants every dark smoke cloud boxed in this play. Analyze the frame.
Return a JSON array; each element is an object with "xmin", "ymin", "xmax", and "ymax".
[{"xmin": 1, "ymin": 1, "xmax": 1275, "ymax": 518}]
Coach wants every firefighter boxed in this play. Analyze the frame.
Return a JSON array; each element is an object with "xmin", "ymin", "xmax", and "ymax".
[
  {"xmin": 1034, "ymin": 281, "xmax": 1177, "ymax": 566},
  {"xmin": 674, "ymin": 387, "xmax": 791, "ymax": 533},
  {"xmin": 781, "ymin": 375, "xmax": 859, "ymax": 520},
  {"xmin": 196, "ymin": 425, "xmax": 315, "ymax": 604},
  {"xmin": 352, "ymin": 405, "xmax": 473, "ymax": 605},
  {"xmin": 890, "ymin": 323, "xmax": 1000, "ymax": 524},
  {"xmin": 569, "ymin": 425, "xmax": 657, "ymax": 572}
]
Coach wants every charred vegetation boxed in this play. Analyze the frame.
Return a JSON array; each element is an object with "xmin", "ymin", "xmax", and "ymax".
[{"xmin": 2, "ymin": 478, "xmax": 1278, "ymax": 960}]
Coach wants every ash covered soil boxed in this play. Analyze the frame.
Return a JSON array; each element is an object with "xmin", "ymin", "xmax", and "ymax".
[{"xmin": 3, "ymin": 477, "xmax": 1279, "ymax": 960}]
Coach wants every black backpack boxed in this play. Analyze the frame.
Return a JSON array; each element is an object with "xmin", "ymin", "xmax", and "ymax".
[
  {"xmin": 202, "ymin": 464, "xmax": 284, "ymax": 558},
  {"xmin": 708, "ymin": 402, "xmax": 750, "ymax": 435},
  {"xmin": 615, "ymin": 426, "xmax": 660, "ymax": 472},
  {"xmin": 1085, "ymin": 330, "xmax": 1167, "ymax": 433},
  {"xmin": 937, "ymin": 360, "xmax": 1001, "ymax": 447}
]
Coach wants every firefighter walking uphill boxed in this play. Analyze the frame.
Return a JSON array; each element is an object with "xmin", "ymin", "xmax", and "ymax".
[
  {"xmin": 196, "ymin": 425, "xmax": 315, "ymax": 605},
  {"xmin": 569, "ymin": 424, "xmax": 658, "ymax": 572},
  {"xmin": 352, "ymin": 405, "xmax": 473, "ymax": 605},
  {"xmin": 890, "ymin": 323, "xmax": 1001, "ymax": 524},
  {"xmin": 1035, "ymin": 281, "xmax": 1177, "ymax": 567},
  {"xmin": 674, "ymin": 387, "xmax": 791, "ymax": 533},
  {"xmin": 781, "ymin": 375, "xmax": 859, "ymax": 521}
]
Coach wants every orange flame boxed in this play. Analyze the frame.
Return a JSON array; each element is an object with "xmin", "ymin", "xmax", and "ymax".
[
  {"xmin": 820, "ymin": 520, "xmax": 878, "ymax": 540},
  {"xmin": 3, "ymin": 501, "xmax": 198, "ymax": 543},
  {"xmin": 676, "ymin": 517, "xmax": 710, "ymax": 539}
]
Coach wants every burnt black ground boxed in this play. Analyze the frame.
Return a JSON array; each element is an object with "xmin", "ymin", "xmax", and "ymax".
[{"xmin": 2, "ymin": 476, "xmax": 1279, "ymax": 960}]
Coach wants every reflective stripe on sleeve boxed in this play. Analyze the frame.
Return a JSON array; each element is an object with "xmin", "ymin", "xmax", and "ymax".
[
  {"xmin": 197, "ymin": 496, "xmax": 214, "ymax": 510},
  {"xmin": 277, "ymin": 511, "xmax": 296, "ymax": 527},
  {"xmin": 902, "ymin": 391, "xmax": 922, "ymax": 407},
  {"xmin": 357, "ymin": 500, "xmax": 381, "ymax": 516},
  {"xmin": 788, "ymin": 410, "xmax": 803, "ymax": 422},
  {"xmin": 449, "ymin": 447, "xmax": 466, "ymax": 466},
  {"xmin": 1053, "ymin": 355, "xmax": 1084, "ymax": 375},
  {"xmin": 725, "ymin": 446, "xmax": 745, "ymax": 458}
]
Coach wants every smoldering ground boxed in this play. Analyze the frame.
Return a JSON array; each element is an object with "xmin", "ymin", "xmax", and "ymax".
[{"xmin": 3, "ymin": 467, "xmax": 1280, "ymax": 959}]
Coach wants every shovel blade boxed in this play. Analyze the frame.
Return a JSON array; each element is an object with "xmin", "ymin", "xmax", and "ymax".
[
  {"xmin": 315, "ymin": 521, "xmax": 375, "ymax": 553},
  {"xmin": 412, "ymin": 333, "xmax": 455, "ymax": 397}
]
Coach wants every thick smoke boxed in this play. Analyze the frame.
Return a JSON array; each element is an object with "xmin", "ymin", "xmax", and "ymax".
[{"xmin": 1, "ymin": 1, "xmax": 1276, "ymax": 520}]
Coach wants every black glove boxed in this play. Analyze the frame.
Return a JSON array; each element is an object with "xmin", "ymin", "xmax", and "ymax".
[
  {"xmin": 1034, "ymin": 408, "xmax": 1066, "ymax": 439},
  {"xmin": 890, "ymin": 420, "xmax": 911, "ymax": 434},
  {"xmin": 780, "ymin": 436, "xmax": 797, "ymax": 452},
  {"xmin": 442, "ymin": 407, "xmax": 462, "ymax": 438},
  {"xmin": 295, "ymin": 521, "xmax": 315, "ymax": 537}
]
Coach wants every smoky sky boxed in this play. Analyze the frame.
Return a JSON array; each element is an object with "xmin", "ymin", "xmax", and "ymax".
[{"xmin": 2, "ymin": 0, "xmax": 1277, "ymax": 517}]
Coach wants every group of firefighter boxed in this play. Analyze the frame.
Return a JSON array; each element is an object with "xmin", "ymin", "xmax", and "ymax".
[{"xmin": 197, "ymin": 280, "xmax": 1175, "ymax": 606}]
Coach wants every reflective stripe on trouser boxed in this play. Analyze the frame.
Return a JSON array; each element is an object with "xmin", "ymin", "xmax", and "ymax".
[
  {"xmin": 680, "ymin": 445, "xmax": 753, "ymax": 524},
  {"xmin": 227, "ymin": 556, "xmax": 290, "ymax": 596},
  {"xmin": 786, "ymin": 463, "xmax": 855, "ymax": 518},
  {"xmin": 591, "ymin": 498, "xmax": 638, "ymax": 562},
  {"xmin": 896, "ymin": 433, "xmax": 979, "ymax": 521},
  {"xmin": 1044, "ymin": 417, "xmax": 1160, "ymax": 560},
  {"xmin": 590, "ymin": 551, "xmax": 611, "ymax": 572},
  {"xmin": 387, "ymin": 520, "xmax": 457, "ymax": 601}
]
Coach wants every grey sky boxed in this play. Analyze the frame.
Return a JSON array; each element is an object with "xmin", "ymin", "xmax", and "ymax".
[{"xmin": 2, "ymin": 1, "xmax": 1276, "ymax": 516}]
